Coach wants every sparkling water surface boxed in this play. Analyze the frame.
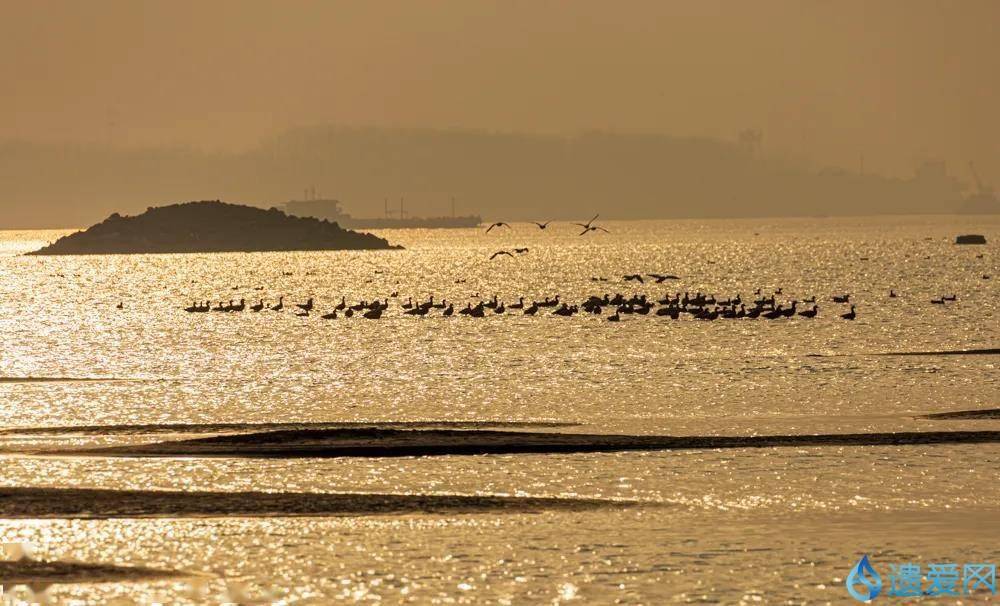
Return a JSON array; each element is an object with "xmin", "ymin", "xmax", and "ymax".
[{"xmin": 0, "ymin": 216, "xmax": 997, "ymax": 603}]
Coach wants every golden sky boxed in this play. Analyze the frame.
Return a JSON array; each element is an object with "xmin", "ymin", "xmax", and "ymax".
[{"xmin": 2, "ymin": 0, "xmax": 998, "ymax": 181}]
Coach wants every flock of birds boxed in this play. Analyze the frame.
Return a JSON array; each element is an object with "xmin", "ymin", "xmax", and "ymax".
[
  {"xmin": 174, "ymin": 285, "xmax": 959, "ymax": 322},
  {"xmin": 111, "ymin": 213, "xmax": 980, "ymax": 321},
  {"xmin": 486, "ymin": 214, "xmax": 607, "ymax": 236},
  {"xmin": 169, "ymin": 208, "xmax": 968, "ymax": 322},
  {"xmin": 485, "ymin": 214, "xmax": 608, "ymax": 260}
]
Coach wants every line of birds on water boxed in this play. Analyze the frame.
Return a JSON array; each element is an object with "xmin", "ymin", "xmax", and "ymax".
[{"xmin": 171, "ymin": 287, "xmax": 965, "ymax": 322}]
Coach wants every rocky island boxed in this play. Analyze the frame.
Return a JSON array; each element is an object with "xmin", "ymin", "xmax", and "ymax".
[{"xmin": 28, "ymin": 200, "xmax": 401, "ymax": 255}]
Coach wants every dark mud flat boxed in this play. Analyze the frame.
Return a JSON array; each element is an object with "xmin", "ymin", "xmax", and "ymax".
[
  {"xmin": 0, "ymin": 559, "xmax": 184, "ymax": 584},
  {"xmin": 0, "ymin": 377, "xmax": 137, "ymax": 384},
  {"xmin": 808, "ymin": 348, "xmax": 1000, "ymax": 358},
  {"xmin": 873, "ymin": 348, "xmax": 1000, "ymax": 357},
  {"xmin": 65, "ymin": 428, "xmax": 1000, "ymax": 459},
  {"xmin": 0, "ymin": 487, "xmax": 636, "ymax": 519},
  {"xmin": 0, "ymin": 420, "xmax": 576, "ymax": 437},
  {"xmin": 922, "ymin": 408, "xmax": 1000, "ymax": 420}
]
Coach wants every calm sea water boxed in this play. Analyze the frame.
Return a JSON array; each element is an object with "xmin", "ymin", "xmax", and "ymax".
[{"xmin": 0, "ymin": 216, "xmax": 997, "ymax": 604}]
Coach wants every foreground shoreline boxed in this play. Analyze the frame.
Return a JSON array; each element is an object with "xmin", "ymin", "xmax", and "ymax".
[
  {"xmin": 17, "ymin": 427, "xmax": 999, "ymax": 459},
  {"xmin": 0, "ymin": 487, "xmax": 639, "ymax": 519}
]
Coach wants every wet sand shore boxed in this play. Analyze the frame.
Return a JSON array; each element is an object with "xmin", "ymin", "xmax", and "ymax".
[
  {"xmin": 0, "ymin": 487, "xmax": 639, "ymax": 519},
  {"xmin": 0, "ymin": 559, "xmax": 185, "ymax": 584},
  {"xmin": 921, "ymin": 407, "xmax": 1000, "ymax": 420},
  {"xmin": 44, "ymin": 427, "xmax": 1000, "ymax": 458}
]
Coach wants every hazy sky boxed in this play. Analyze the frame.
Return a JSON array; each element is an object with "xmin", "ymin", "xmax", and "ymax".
[{"xmin": 3, "ymin": 0, "xmax": 999, "ymax": 182}]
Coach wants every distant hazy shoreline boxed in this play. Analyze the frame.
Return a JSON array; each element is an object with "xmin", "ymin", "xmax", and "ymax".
[
  {"xmin": 5, "ymin": 212, "xmax": 998, "ymax": 233},
  {"xmin": 1, "ymin": 127, "xmax": 991, "ymax": 228}
]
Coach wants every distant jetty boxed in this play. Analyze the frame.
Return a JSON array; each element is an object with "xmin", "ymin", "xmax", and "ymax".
[
  {"xmin": 283, "ymin": 199, "xmax": 481, "ymax": 229},
  {"xmin": 28, "ymin": 201, "xmax": 401, "ymax": 255},
  {"xmin": 344, "ymin": 216, "xmax": 482, "ymax": 229}
]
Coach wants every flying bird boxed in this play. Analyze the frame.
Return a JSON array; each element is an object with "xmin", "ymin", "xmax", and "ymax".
[
  {"xmin": 623, "ymin": 274, "xmax": 644, "ymax": 283},
  {"xmin": 573, "ymin": 214, "xmax": 600, "ymax": 230},
  {"xmin": 532, "ymin": 221, "xmax": 552, "ymax": 229},
  {"xmin": 514, "ymin": 247, "xmax": 529, "ymax": 254},
  {"xmin": 485, "ymin": 222, "xmax": 511, "ymax": 233},
  {"xmin": 580, "ymin": 225, "xmax": 610, "ymax": 236},
  {"xmin": 490, "ymin": 250, "xmax": 515, "ymax": 260},
  {"xmin": 648, "ymin": 273, "xmax": 680, "ymax": 283}
]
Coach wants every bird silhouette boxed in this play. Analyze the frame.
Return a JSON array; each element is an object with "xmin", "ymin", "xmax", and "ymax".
[
  {"xmin": 798, "ymin": 304, "xmax": 818, "ymax": 318},
  {"xmin": 623, "ymin": 274, "xmax": 644, "ymax": 283},
  {"xmin": 840, "ymin": 305, "xmax": 856, "ymax": 320},
  {"xmin": 763, "ymin": 305, "xmax": 784, "ymax": 320},
  {"xmin": 579, "ymin": 225, "xmax": 610, "ymax": 236},
  {"xmin": 485, "ymin": 222, "xmax": 511, "ymax": 233},
  {"xmin": 532, "ymin": 221, "xmax": 552, "ymax": 229},
  {"xmin": 514, "ymin": 247, "xmax": 529, "ymax": 254},
  {"xmin": 490, "ymin": 250, "xmax": 515, "ymax": 260},
  {"xmin": 648, "ymin": 273, "xmax": 680, "ymax": 283},
  {"xmin": 270, "ymin": 297, "xmax": 284, "ymax": 311},
  {"xmin": 573, "ymin": 214, "xmax": 600, "ymax": 230}
]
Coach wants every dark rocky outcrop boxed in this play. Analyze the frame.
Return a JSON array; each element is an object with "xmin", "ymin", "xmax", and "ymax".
[
  {"xmin": 28, "ymin": 200, "xmax": 401, "ymax": 255},
  {"xmin": 955, "ymin": 234, "xmax": 987, "ymax": 245}
]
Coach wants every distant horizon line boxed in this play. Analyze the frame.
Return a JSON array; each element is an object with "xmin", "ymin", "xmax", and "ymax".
[{"xmin": 6, "ymin": 209, "xmax": 997, "ymax": 232}]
